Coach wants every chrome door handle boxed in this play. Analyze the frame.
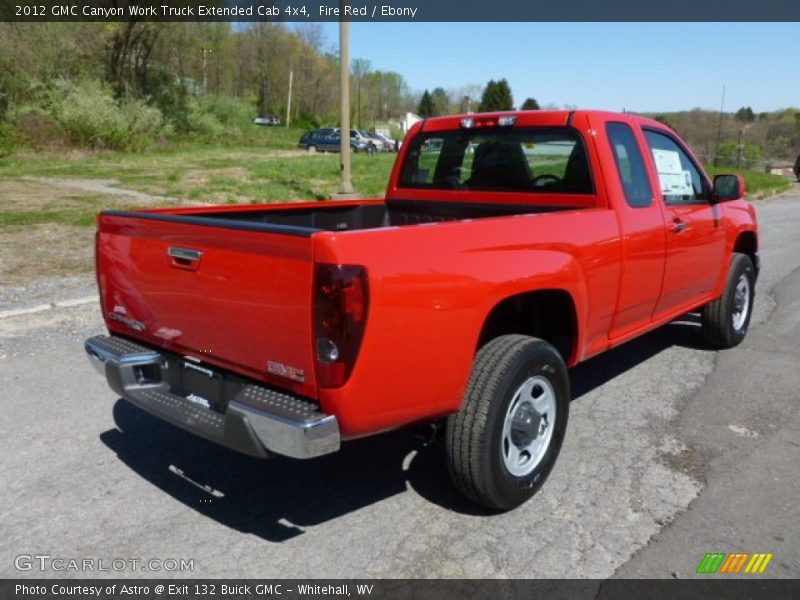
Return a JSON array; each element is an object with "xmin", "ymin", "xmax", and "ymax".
[
  {"xmin": 672, "ymin": 220, "xmax": 687, "ymax": 233},
  {"xmin": 168, "ymin": 247, "xmax": 202, "ymax": 261},
  {"xmin": 168, "ymin": 247, "xmax": 203, "ymax": 270}
]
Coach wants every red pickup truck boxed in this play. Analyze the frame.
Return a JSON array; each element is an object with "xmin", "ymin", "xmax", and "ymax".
[{"xmin": 86, "ymin": 110, "xmax": 758, "ymax": 510}]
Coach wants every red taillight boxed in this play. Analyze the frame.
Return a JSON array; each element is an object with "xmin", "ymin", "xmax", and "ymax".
[
  {"xmin": 95, "ymin": 229, "xmax": 106, "ymax": 315},
  {"xmin": 460, "ymin": 115, "xmax": 516, "ymax": 128},
  {"xmin": 314, "ymin": 264, "xmax": 369, "ymax": 388}
]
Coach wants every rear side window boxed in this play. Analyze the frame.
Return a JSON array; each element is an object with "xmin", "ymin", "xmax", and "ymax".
[
  {"xmin": 398, "ymin": 127, "xmax": 593, "ymax": 194},
  {"xmin": 606, "ymin": 123, "xmax": 652, "ymax": 208}
]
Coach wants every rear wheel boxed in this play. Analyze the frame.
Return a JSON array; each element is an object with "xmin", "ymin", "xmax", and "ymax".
[
  {"xmin": 446, "ymin": 335, "xmax": 570, "ymax": 511},
  {"xmin": 702, "ymin": 253, "xmax": 755, "ymax": 348},
  {"xmin": 307, "ymin": 144, "xmax": 317, "ymax": 153}
]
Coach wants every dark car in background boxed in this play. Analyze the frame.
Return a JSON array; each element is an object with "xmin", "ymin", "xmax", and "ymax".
[{"xmin": 298, "ymin": 129, "xmax": 372, "ymax": 153}]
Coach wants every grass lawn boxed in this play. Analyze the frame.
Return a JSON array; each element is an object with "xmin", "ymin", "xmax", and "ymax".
[
  {"xmin": 0, "ymin": 145, "xmax": 398, "ymax": 282},
  {"xmin": 705, "ymin": 166, "xmax": 792, "ymax": 198},
  {"xmin": 0, "ymin": 143, "xmax": 793, "ymax": 284},
  {"xmin": 0, "ymin": 145, "xmax": 398, "ymax": 205}
]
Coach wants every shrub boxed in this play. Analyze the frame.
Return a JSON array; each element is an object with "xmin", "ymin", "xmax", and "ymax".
[
  {"xmin": 0, "ymin": 121, "xmax": 14, "ymax": 157},
  {"xmin": 120, "ymin": 98, "xmax": 163, "ymax": 151},
  {"xmin": 291, "ymin": 115, "xmax": 320, "ymax": 131},
  {"xmin": 716, "ymin": 141, "xmax": 763, "ymax": 169},
  {"xmin": 10, "ymin": 106, "xmax": 65, "ymax": 148},
  {"xmin": 196, "ymin": 94, "xmax": 253, "ymax": 127},
  {"xmin": 56, "ymin": 80, "xmax": 129, "ymax": 148},
  {"xmin": 141, "ymin": 67, "xmax": 190, "ymax": 132},
  {"xmin": 10, "ymin": 79, "xmax": 165, "ymax": 151},
  {"xmin": 186, "ymin": 101, "xmax": 225, "ymax": 140}
]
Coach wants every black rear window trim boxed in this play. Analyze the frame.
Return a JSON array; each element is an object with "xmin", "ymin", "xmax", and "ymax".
[{"xmin": 397, "ymin": 125, "xmax": 596, "ymax": 196}]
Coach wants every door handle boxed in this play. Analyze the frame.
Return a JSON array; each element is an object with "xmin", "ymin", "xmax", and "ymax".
[
  {"xmin": 671, "ymin": 219, "xmax": 687, "ymax": 233},
  {"xmin": 168, "ymin": 247, "xmax": 203, "ymax": 270}
]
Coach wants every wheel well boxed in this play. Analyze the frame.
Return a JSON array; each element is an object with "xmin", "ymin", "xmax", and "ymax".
[
  {"xmin": 733, "ymin": 231, "xmax": 758, "ymax": 265},
  {"xmin": 477, "ymin": 290, "xmax": 577, "ymax": 363}
]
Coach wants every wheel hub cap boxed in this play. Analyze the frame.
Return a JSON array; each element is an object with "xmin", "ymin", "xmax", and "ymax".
[
  {"xmin": 501, "ymin": 376, "xmax": 557, "ymax": 477},
  {"xmin": 510, "ymin": 403, "xmax": 542, "ymax": 447},
  {"xmin": 732, "ymin": 274, "xmax": 750, "ymax": 331}
]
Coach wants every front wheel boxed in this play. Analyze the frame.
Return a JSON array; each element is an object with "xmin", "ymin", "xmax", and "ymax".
[
  {"xmin": 702, "ymin": 253, "xmax": 755, "ymax": 348},
  {"xmin": 446, "ymin": 335, "xmax": 570, "ymax": 511}
]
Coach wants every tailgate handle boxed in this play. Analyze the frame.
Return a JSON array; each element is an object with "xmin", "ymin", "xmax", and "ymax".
[{"xmin": 168, "ymin": 247, "xmax": 203, "ymax": 271}]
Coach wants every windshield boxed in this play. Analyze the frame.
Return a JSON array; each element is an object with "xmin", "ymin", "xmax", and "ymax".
[{"xmin": 398, "ymin": 127, "xmax": 593, "ymax": 194}]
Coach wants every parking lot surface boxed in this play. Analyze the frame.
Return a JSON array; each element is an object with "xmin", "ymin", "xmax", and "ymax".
[{"xmin": 1, "ymin": 188, "xmax": 799, "ymax": 578}]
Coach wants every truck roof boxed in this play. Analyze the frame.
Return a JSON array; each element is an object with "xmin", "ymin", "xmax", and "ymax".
[{"xmin": 416, "ymin": 109, "xmax": 669, "ymax": 133}]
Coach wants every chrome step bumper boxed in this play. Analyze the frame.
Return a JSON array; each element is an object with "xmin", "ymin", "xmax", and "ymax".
[{"xmin": 85, "ymin": 335, "xmax": 339, "ymax": 459}]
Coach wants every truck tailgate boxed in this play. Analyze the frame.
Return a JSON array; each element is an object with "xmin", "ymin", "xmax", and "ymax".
[{"xmin": 97, "ymin": 212, "xmax": 318, "ymax": 399}]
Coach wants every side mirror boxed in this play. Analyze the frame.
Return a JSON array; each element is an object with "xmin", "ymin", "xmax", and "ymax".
[{"xmin": 713, "ymin": 174, "xmax": 746, "ymax": 203}]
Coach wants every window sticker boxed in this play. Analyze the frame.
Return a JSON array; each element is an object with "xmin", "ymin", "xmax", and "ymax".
[{"xmin": 652, "ymin": 148, "xmax": 694, "ymax": 196}]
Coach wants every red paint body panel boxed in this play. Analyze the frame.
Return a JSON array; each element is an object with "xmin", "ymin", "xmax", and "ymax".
[
  {"xmin": 94, "ymin": 110, "xmax": 758, "ymax": 440},
  {"xmin": 97, "ymin": 214, "xmax": 319, "ymax": 398}
]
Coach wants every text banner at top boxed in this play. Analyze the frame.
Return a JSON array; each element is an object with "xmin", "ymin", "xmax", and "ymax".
[{"xmin": 2, "ymin": 0, "xmax": 800, "ymax": 22}]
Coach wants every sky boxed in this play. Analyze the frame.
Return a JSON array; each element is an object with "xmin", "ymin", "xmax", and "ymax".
[{"xmin": 301, "ymin": 22, "xmax": 800, "ymax": 113}]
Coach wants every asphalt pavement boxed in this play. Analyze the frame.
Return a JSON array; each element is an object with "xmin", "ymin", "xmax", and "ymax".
[{"xmin": 1, "ymin": 187, "xmax": 798, "ymax": 579}]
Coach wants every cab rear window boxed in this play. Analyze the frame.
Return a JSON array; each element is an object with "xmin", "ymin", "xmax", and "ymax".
[{"xmin": 398, "ymin": 127, "xmax": 594, "ymax": 194}]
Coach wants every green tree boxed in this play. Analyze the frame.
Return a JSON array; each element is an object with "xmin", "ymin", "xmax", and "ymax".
[
  {"xmin": 654, "ymin": 114, "xmax": 676, "ymax": 131},
  {"xmin": 351, "ymin": 58, "xmax": 371, "ymax": 128},
  {"xmin": 478, "ymin": 79, "xmax": 514, "ymax": 112},
  {"xmin": 417, "ymin": 89, "xmax": 434, "ymax": 117},
  {"xmin": 716, "ymin": 141, "xmax": 763, "ymax": 167},
  {"xmin": 430, "ymin": 87, "xmax": 450, "ymax": 117},
  {"xmin": 521, "ymin": 97, "xmax": 540, "ymax": 110},
  {"xmin": 362, "ymin": 69, "xmax": 412, "ymax": 123},
  {"xmin": 735, "ymin": 106, "xmax": 755, "ymax": 122}
]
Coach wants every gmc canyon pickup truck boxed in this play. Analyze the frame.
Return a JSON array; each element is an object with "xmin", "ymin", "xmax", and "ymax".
[{"xmin": 86, "ymin": 110, "xmax": 758, "ymax": 510}]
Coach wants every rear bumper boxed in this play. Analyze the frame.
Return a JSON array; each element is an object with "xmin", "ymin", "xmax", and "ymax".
[{"xmin": 85, "ymin": 335, "xmax": 340, "ymax": 459}]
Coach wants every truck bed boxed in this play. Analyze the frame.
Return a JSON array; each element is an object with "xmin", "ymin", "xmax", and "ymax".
[
  {"xmin": 104, "ymin": 199, "xmax": 575, "ymax": 236},
  {"xmin": 96, "ymin": 197, "xmax": 587, "ymax": 403}
]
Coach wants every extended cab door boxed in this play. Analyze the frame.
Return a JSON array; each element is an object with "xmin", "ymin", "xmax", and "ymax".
[
  {"xmin": 642, "ymin": 128, "xmax": 726, "ymax": 316},
  {"xmin": 602, "ymin": 120, "xmax": 667, "ymax": 340}
]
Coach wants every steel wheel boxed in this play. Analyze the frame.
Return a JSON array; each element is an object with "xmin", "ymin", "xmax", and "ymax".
[
  {"xmin": 501, "ymin": 375, "xmax": 556, "ymax": 477},
  {"xmin": 702, "ymin": 253, "xmax": 755, "ymax": 348},
  {"xmin": 446, "ymin": 335, "xmax": 570, "ymax": 510},
  {"xmin": 732, "ymin": 274, "xmax": 751, "ymax": 331}
]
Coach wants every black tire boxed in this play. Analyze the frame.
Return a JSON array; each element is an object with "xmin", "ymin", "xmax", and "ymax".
[
  {"xmin": 702, "ymin": 253, "xmax": 755, "ymax": 348},
  {"xmin": 445, "ymin": 335, "xmax": 570, "ymax": 511}
]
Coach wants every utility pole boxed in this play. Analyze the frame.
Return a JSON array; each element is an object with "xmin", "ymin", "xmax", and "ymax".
[
  {"xmin": 286, "ymin": 69, "xmax": 293, "ymax": 128},
  {"xmin": 713, "ymin": 84, "xmax": 726, "ymax": 167},
  {"xmin": 736, "ymin": 124, "xmax": 751, "ymax": 169},
  {"xmin": 334, "ymin": 17, "xmax": 357, "ymax": 199}
]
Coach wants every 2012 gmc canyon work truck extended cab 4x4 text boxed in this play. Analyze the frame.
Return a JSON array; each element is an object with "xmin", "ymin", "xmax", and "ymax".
[{"xmin": 86, "ymin": 110, "xmax": 759, "ymax": 510}]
